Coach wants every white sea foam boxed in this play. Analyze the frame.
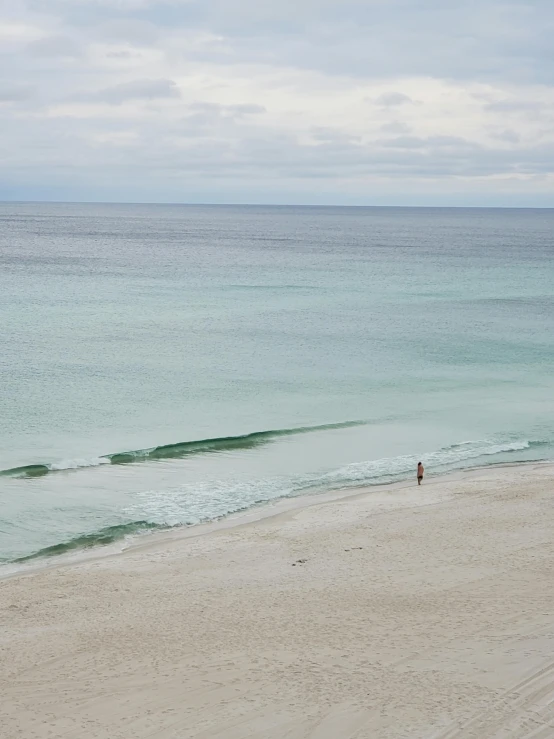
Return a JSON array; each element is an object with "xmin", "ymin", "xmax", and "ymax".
[
  {"xmin": 49, "ymin": 457, "xmax": 110, "ymax": 471},
  {"xmin": 325, "ymin": 438, "xmax": 537, "ymax": 487},
  {"xmin": 125, "ymin": 437, "xmax": 547, "ymax": 527}
]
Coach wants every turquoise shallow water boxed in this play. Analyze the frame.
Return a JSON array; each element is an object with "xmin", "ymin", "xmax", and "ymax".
[{"xmin": 1, "ymin": 203, "xmax": 553, "ymax": 563}]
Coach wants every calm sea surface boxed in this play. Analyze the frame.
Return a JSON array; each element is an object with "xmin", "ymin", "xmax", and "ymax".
[{"xmin": 1, "ymin": 203, "xmax": 553, "ymax": 563}]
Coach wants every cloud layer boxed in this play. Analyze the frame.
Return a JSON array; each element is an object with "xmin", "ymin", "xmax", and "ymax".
[{"xmin": 1, "ymin": 0, "xmax": 554, "ymax": 203}]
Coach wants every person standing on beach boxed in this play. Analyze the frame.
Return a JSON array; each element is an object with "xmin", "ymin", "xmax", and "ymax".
[{"xmin": 417, "ymin": 462, "xmax": 424, "ymax": 485}]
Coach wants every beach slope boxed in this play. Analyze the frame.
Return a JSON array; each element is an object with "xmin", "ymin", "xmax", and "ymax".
[{"xmin": 2, "ymin": 465, "xmax": 554, "ymax": 738}]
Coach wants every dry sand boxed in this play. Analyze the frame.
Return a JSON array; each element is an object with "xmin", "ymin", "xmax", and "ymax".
[{"xmin": 2, "ymin": 464, "xmax": 554, "ymax": 738}]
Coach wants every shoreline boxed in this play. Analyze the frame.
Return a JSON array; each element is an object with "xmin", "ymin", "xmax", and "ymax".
[
  {"xmin": 2, "ymin": 462, "xmax": 554, "ymax": 737},
  {"xmin": 2, "ymin": 459, "xmax": 550, "ymax": 582}
]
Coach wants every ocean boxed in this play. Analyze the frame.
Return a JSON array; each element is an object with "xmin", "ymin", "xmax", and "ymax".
[{"xmin": 1, "ymin": 203, "xmax": 553, "ymax": 565}]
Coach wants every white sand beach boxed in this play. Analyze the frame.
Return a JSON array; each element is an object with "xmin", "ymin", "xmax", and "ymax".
[{"xmin": 2, "ymin": 464, "xmax": 554, "ymax": 738}]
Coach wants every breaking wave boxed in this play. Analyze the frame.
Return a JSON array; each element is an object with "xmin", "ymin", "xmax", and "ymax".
[
  {"xmin": 12, "ymin": 521, "xmax": 167, "ymax": 563},
  {"xmin": 0, "ymin": 420, "xmax": 366, "ymax": 479}
]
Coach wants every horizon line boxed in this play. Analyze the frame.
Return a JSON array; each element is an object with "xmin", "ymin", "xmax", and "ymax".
[{"xmin": 2, "ymin": 200, "xmax": 553, "ymax": 210}]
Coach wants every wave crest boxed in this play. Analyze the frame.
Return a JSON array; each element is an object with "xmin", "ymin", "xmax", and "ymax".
[
  {"xmin": 0, "ymin": 420, "xmax": 366, "ymax": 478},
  {"xmin": 13, "ymin": 521, "xmax": 166, "ymax": 563}
]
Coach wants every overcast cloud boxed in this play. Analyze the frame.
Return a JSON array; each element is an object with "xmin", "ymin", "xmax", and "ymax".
[{"xmin": 1, "ymin": 0, "xmax": 553, "ymax": 204}]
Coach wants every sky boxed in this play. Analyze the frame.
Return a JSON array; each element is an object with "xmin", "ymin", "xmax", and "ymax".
[{"xmin": 1, "ymin": 0, "xmax": 554, "ymax": 205}]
